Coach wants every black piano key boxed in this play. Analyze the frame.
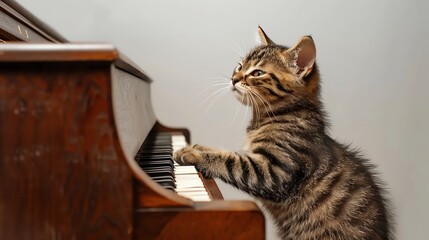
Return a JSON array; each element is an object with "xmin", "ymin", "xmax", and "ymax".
[
  {"xmin": 143, "ymin": 166, "xmax": 174, "ymax": 172},
  {"xmin": 141, "ymin": 154, "xmax": 172, "ymax": 159},
  {"xmin": 135, "ymin": 132, "xmax": 177, "ymax": 191},
  {"xmin": 156, "ymin": 181, "xmax": 175, "ymax": 190},
  {"xmin": 147, "ymin": 171, "xmax": 174, "ymax": 178},
  {"xmin": 138, "ymin": 149, "xmax": 172, "ymax": 154}
]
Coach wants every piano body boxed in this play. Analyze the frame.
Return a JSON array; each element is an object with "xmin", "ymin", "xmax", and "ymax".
[{"xmin": 0, "ymin": 1, "xmax": 265, "ymax": 239}]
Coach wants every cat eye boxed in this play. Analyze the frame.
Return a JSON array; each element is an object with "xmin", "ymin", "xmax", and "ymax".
[
  {"xmin": 251, "ymin": 69, "xmax": 266, "ymax": 77},
  {"xmin": 235, "ymin": 63, "xmax": 242, "ymax": 72}
]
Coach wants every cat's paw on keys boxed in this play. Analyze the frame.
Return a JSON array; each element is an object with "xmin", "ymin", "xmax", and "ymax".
[
  {"xmin": 190, "ymin": 144, "xmax": 211, "ymax": 151},
  {"xmin": 173, "ymin": 145, "xmax": 203, "ymax": 165}
]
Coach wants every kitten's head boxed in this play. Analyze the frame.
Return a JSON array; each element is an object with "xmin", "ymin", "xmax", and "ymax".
[{"xmin": 231, "ymin": 27, "xmax": 320, "ymax": 108}]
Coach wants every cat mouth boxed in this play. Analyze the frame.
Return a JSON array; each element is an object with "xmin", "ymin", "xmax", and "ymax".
[
  {"xmin": 230, "ymin": 82, "xmax": 240, "ymax": 94},
  {"xmin": 232, "ymin": 85, "xmax": 243, "ymax": 96},
  {"xmin": 231, "ymin": 84, "xmax": 250, "ymax": 105},
  {"xmin": 231, "ymin": 82, "xmax": 243, "ymax": 94}
]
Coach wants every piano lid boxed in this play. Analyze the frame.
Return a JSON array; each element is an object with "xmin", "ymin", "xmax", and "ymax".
[
  {"xmin": 0, "ymin": 0, "xmax": 67, "ymax": 43},
  {"xmin": 0, "ymin": 1, "xmax": 150, "ymax": 82}
]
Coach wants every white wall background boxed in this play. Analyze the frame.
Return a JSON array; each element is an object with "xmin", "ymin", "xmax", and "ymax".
[{"xmin": 17, "ymin": 0, "xmax": 428, "ymax": 239}]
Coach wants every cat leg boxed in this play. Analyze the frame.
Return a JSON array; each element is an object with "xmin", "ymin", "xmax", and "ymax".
[{"xmin": 174, "ymin": 144, "xmax": 295, "ymax": 201}]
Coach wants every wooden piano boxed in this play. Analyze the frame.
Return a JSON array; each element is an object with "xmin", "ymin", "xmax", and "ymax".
[{"xmin": 0, "ymin": 1, "xmax": 265, "ymax": 239}]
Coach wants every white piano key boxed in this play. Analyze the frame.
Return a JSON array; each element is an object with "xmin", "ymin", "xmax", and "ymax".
[
  {"xmin": 175, "ymin": 187, "xmax": 208, "ymax": 192},
  {"xmin": 176, "ymin": 181, "xmax": 205, "ymax": 188},
  {"xmin": 171, "ymin": 133, "xmax": 211, "ymax": 202}
]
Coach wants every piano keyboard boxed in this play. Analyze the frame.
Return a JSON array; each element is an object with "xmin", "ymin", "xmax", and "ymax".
[{"xmin": 135, "ymin": 132, "xmax": 211, "ymax": 202}]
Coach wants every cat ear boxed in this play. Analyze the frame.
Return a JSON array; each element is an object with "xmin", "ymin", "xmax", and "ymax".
[
  {"xmin": 286, "ymin": 36, "xmax": 316, "ymax": 78},
  {"xmin": 257, "ymin": 26, "xmax": 274, "ymax": 45}
]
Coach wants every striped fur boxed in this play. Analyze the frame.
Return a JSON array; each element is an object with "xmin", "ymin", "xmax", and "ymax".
[{"xmin": 174, "ymin": 28, "xmax": 393, "ymax": 240}]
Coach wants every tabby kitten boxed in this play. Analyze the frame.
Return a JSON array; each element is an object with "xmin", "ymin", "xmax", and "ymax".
[{"xmin": 174, "ymin": 27, "xmax": 393, "ymax": 240}]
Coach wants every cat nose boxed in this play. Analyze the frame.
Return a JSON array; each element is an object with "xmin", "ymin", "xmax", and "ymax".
[{"xmin": 231, "ymin": 76, "xmax": 240, "ymax": 86}]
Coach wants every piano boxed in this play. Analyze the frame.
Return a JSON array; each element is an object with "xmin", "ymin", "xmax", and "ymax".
[{"xmin": 0, "ymin": 1, "xmax": 265, "ymax": 239}]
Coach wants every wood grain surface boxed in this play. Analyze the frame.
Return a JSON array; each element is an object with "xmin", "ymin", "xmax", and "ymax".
[{"xmin": 0, "ymin": 61, "xmax": 133, "ymax": 239}]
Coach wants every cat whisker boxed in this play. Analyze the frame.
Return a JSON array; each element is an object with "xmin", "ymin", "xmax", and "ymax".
[
  {"xmin": 228, "ymin": 44, "xmax": 243, "ymax": 60},
  {"xmin": 230, "ymin": 98, "xmax": 244, "ymax": 126},
  {"xmin": 249, "ymin": 89, "xmax": 276, "ymax": 124},
  {"xmin": 204, "ymin": 77, "xmax": 230, "ymax": 81},
  {"xmin": 194, "ymin": 82, "xmax": 230, "ymax": 99},
  {"xmin": 202, "ymin": 86, "xmax": 230, "ymax": 117},
  {"xmin": 196, "ymin": 85, "xmax": 229, "ymax": 110},
  {"xmin": 247, "ymin": 90, "xmax": 261, "ymax": 125},
  {"xmin": 237, "ymin": 36, "xmax": 247, "ymax": 59},
  {"xmin": 233, "ymin": 27, "xmax": 246, "ymax": 58},
  {"xmin": 191, "ymin": 78, "xmax": 229, "ymax": 90},
  {"xmin": 254, "ymin": 94, "xmax": 263, "ymax": 125},
  {"xmin": 256, "ymin": 92, "xmax": 276, "ymax": 122},
  {"xmin": 254, "ymin": 91, "xmax": 275, "ymax": 118},
  {"xmin": 207, "ymin": 68, "xmax": 233, "ymax": 80},
  {"xmin": 241, "ymin": 92, "xmax": 251, "ymax": 128}
]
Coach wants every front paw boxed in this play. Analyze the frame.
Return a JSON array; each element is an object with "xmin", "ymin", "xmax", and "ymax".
[{"xmin": 173, "ymin": 145, "xmax": 204, "ymax": 165}]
